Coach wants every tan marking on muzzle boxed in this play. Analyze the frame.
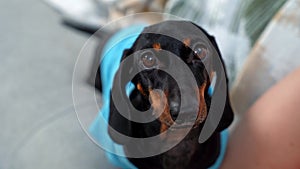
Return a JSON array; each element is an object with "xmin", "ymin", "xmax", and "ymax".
[
  {"xmin": 195, "ymin": 82, "xmax": 208, "ymax": 125},
  {"xmin": 210, "ymin": 71, "xmax": 215, "ymax": 80},
  {"xmin": 149, "ymin": 89, "xmax": 174, "ymax": 138}
]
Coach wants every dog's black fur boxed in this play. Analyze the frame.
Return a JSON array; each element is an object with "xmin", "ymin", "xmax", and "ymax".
[{"xmin": 97, "ymin": 21, "xmax": 234, "ymax": 169}]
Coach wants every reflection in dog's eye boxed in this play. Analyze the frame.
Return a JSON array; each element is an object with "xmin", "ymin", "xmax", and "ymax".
[
  {"xmin": 193, "ymin": 43, "xmax": 208, "ymax": 60},
  {"xmin": 141, "ymin": 51, "xmax": 157, "ymax": 68}
]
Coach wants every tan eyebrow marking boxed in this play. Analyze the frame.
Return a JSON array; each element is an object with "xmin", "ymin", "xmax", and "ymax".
[
  {"xmin": 183, "ymin": 38, "xmax": 191, "ymax": 47},
  {"xmin": 153, "ymin": 43, "xmax": 161, "ymax": 51}
]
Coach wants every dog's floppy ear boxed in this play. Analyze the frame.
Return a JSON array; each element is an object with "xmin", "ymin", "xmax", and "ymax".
[
  {"xmin": 208, "ymin": 35, "xmax": 234, "ymax": 132},
  {"xmin": 94, "ymin": 66, "xmax": 102, "ymax": 92},
  {"xmin": 108, "ymin": 96, "xmax": 133, "ymax": 145},
  {"xmin": 108, "ymin": 49, "xmax": 134, "ymax": 145},
  {"xmin": 189, "ymin": 21, "xmax": 234, "ymax": 131}
]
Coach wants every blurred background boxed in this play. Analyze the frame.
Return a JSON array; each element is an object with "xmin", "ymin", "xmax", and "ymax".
[{"xmin": 1, "ymin": 0, "xmax": 299, "ymax": 169}]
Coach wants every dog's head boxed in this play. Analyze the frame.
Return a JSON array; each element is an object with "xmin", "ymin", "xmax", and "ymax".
[{"xmin": 108, "ymin": 20, "xmax": 234, "ymax": 168}]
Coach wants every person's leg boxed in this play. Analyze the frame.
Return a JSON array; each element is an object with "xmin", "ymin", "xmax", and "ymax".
[{"xmin": 221, "ymin": 67, "xmax": 300, "ymax": 169}]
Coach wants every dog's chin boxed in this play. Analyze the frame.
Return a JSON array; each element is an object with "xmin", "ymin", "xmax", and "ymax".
[
  {"xmin": 162, "ymin": 127, "xmax": 201, "ymax": 169},
  {"xmin": 162, "ymin": 140, "xmax": 199, "ymax": 169}
]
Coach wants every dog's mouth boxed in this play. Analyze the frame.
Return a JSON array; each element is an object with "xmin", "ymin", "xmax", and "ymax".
[
  {"xmin": 170, "ymin": 122, "xmax": 195, "ymax": 130},
  {"xmin": 162, "ymin": 118, "xmax": 203, "ymax": 131},
  {"xmin": 148, "ymin": 82, "xmax": 208, "ymax": 133}
]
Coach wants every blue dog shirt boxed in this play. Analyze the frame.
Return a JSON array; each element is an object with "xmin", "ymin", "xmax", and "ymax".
[{"xmin": 89, "ymin": 24, "xmax": 228, "ymax": 169}]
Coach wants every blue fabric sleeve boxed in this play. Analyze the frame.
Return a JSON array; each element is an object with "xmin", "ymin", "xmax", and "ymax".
[
  {"xmin": 89, "ymin": 25, "xmax": 145, "ymax": 169},
  {"xmin": 208, "ymin": 130, "xmax": 229, "ymax": 169}
]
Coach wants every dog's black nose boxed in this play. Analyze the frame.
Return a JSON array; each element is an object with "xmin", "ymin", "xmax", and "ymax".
[
  {"xmin": 170, "ymin": 101, "xmax": 180, "ymax": 115},
  {"xmin": 170, "ymin": 101, "xmax": 198, "ymax": 124}
]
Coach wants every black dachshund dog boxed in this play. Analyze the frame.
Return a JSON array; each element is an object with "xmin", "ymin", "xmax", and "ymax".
[{"xmin": 96, "ymin": 20, "xmax": 234, "ymax": 169}]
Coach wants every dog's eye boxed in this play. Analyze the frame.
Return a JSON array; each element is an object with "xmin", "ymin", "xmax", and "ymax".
[
  {"xmin": 141, "ymin": 51, "xmax": 157, "ymax": 68},
  {"xmin": 193, "ymin": 43, "xmax": 208, "ymax": 60}
]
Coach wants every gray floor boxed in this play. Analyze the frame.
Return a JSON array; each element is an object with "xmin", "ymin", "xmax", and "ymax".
[{"xmin": 0, "ymin": 0, "xmax": 116, "ymax": 169}]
